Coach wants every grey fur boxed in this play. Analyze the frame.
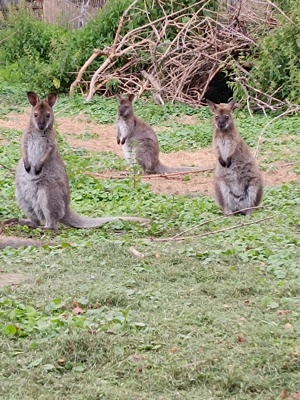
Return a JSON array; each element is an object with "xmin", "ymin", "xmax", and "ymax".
[
  {"xmin": 15, "ymin": 92, "xmax": 149, "ymax": 231},
  {"xmin": 207, "ymin": 99, "xmax": 263, "ymax": 215},
  {"xmin": 116, "ymin": 94, "xmax": 198, "ymax": 174}
]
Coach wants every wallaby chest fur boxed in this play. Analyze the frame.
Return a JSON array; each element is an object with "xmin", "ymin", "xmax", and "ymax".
[
  {"xmin": 15, "ymin": 92, "xmax": 148, "ymax": 231},
  {"xmin": 207, "ymin": 99, "xmax": 263, "ymax": 215},
  {"xmin": 116, "ymin": 94, "xmax": 198, "ymax": 174}
]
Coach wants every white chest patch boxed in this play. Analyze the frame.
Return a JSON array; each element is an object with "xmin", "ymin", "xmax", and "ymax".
[
  {"xmin": 215, "ymin": 138, "xmax": 231, "ymax": 161},
  {"xmin": 117, "ymin": 119, "xmax": 129, "ymax": 141},
  {"xmin": 27, "ymin": 137, "xmax": 47, "ymax": 166}
]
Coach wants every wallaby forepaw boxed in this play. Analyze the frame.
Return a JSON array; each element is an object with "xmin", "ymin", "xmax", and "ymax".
[
  {"xmin": 34, "ymin": 165, "xmax": 42, "ymax": 175},
  {"xmin": 121, "ymin": 138, "xmax": 126, "ymax": 145},
  {"xmin": 24, "ymin": 162, "xmax": 31, "ymax": 173},
  {"xmin": 117, "ymin": 137, "xmax": 121, "ymax": 145},
  {"xmin": 218, "ymin": 157, "xmax": 226, "ymax": 168},
  {"xmin": 226, "ymin": 157, "xmax": 232, "ymax": 168}
]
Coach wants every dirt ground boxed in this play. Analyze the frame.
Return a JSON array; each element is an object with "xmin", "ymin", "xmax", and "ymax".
[
  {"xmin": 0, "ymin": 273, "xmax": 32, "ymax": 287},
  {"xmin": 0, "ymin": 112, "xmax": 298, "ymax": 196}
]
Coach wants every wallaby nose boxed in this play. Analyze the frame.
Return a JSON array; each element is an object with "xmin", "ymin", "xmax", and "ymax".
[{"xmin": 39, "ymin": 125, "xmax": 45, "ymax": 131}]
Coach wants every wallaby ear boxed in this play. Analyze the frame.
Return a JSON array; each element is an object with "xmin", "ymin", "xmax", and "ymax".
[
  {"xmin": 228, "ymin": 99, "xmax": 237, "ymax": 111},
  {"xmin": 27, "ymin": 92, "xmax": 39, "ymax": 107},
  {"xmin": 115, "ymin": 93, "xmax": 122, "ymax": 101},
  {"xmin": 45, "ymin": 93, "xmax": 57, "ymax": 108},
  {"xmin": 206, "ymin": 99, "xmax": 216, "ymax": 112},
  {"xmin": 127, "ymin": 94, "xmax": 135, "ymax": 102}
]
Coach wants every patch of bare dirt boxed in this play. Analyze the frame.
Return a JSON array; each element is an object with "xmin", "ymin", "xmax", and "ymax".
[
  {"xmin": 0, "ymin": 111, "xmax": 28, "ymax": 131},
  {"xmin": 0, "ymin": 112, "xmax": 298, "ymax": 196},
  {"xmin": 172, "ymin": 115, "xmax": 200, "ymax": 125},
  {"xmin": 0, "ymin": 273, "xmax": 32, "ymax": 287}
]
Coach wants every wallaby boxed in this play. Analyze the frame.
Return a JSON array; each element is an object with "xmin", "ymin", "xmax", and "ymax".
[
  {"xmin": 207, "ymin": 99, "xmax": 263, "ymax": 215},
  {"xmin": 116, "ymin": 94, "xmax": 199, "ymax": 174},
  {"xmin": 14, "ymin": 92, "xmax": 149, "ymax": 231}
]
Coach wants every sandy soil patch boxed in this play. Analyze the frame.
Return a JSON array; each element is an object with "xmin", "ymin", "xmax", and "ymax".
[
  {"xmin": 0, "ymin": 273, "xmax": 32, "ymax": 287},
  {"xmin": 0, "ymin": 112, "xmax": 298, "ymax": 196}
]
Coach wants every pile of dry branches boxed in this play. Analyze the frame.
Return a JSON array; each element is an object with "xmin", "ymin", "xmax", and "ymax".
[{"xmin": 70, "ymin": 0, "xmax": 284, "ymax": 108}]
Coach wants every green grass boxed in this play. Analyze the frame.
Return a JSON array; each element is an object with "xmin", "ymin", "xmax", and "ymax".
[{"xmin": 0, "ymin": 83, "xmax": 300, "ymax": 399}]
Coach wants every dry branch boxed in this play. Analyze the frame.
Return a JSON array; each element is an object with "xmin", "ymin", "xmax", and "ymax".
[
  {"xmin": 87, "ymin": 167, "xmax": 214, "ymax": 181},
  {"xmin": 70, "ymin": 1, "xmax": 292, "ymax": 110},
  {"xmin": 146, "ymin": 215, "xmax": 273, "ymax": 243}
]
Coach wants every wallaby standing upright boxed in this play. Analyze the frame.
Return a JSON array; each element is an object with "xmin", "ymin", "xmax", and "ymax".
[
  {"xmin": 116, "ymin": 94, "xmax": 199, "ymax": 174},
  {"xmin": 207, "ymin": 99, "xmax": 263, "ymax": 215},
  {"xmin": 15, "ymin": 92, "xmax": 149, "ymax": 231}
]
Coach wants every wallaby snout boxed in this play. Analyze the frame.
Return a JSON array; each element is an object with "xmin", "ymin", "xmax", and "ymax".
[{"xmin": 215, "ymin": 115, "xmax": 230, "ymax": 130}]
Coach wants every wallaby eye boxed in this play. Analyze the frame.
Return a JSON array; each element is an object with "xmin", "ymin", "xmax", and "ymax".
[
  {"xmin": 225, "ymin": 116, "xmax": 229, "ymax": 120},
  {"xmin": 34, "ymin": 113, "xmax": 38, "ymax": 118},
  {"xmin": 215, "ymin": 116, "xmax": 219, "ymax": 121},
  {"xmin": 46, "ymin": 114, "xmax": 50, "ymax": 118}
]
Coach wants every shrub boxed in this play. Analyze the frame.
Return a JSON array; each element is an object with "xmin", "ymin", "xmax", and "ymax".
[{"xmin": 231, "ymin": 0, "xmax": 300, "ymax": 104}]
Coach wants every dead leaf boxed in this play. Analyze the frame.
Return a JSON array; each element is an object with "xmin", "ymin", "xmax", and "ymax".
[
  {"xmin": 154, "ymin": 253, "xmax": 160, "ymax": 258},
  {"xmin": 169, "ymin": 346, "xmax": 179, "ymax": 353},
  {"xmin": 88, "ymin": 328, "xmax": 96, "ymax": 335},
  {"xmin": 281, "ymin": 389, "xmax": 288, "ymax": 399},
  {"xmin": 284, "ymin": 323, "xmax": 293, "ymax": 331},
  {"xmin": 223, "ymin": 304, "xmax": 233, "ymax": 309},
  {"xmin": 66, "ymin": 341, "xmax": 74, "ymax": 353},
  {"xmin": 57, "ymin": 358, "xmax": 65, "ymax": 365},
  {"xmin": 128, "ymin": 247, "xmax": 144, "ymax": 258},
  {"xmin": 237, "ymin": 335, "xmax": 246, "ymax": 343},
  {"xmin": 243, "ymin": 299, "xmax": 250, "ymax": 305},
  {"xmin": 72, "ymin": 305, "xmax": 84, "ymax": 315},
  {"xmin": 277, "ymin": 310, "xmax": 290, "ymax": 316},
  {"xmin": 198, "ymin": 347, "xmax": 204, "ymax": 352}
]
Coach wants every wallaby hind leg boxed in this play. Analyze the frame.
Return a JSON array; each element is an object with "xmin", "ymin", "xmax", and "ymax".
[
  {"xmin": 21, "ymin": 205, "xmax": 41, "ymax": 227},
  {"xmin": 42, "ymin": 187, "xmax": 66, "ymax": 231},
  {"xmin": 214, "ymin": 180, "xmax": 232, "ymax": 215},
  {"xmin": 238, "ymin": 185, "xmax": 263, "ymax": 215}
]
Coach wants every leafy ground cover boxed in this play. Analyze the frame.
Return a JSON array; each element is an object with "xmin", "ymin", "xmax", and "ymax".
[{"xmin": 0, "ymin": 83, "xmax": 300, "ymax": 399}]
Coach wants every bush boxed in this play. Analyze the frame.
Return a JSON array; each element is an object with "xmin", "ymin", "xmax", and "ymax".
[
  {"xmin": 0, "ymin": 0, "xmax": 212, "ymax": 94},
  {"xmin": 231, "ymin": 0, "xmax": 300, "ymax": 104},
  {"xmin": 0, "ymin": 0, "xmax": 132, "ymax": 93}
]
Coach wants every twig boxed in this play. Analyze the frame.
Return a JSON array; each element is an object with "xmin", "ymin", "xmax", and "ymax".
[
  {"xmin": 69, "ymin": 48, "xmax": 108, "ymax": 96},
  {"xmin": 0, "ymin": 163, "xmax": 14, "ymax": 172},
  {"xmin": 280, "ymin": 160, "xmax": 300, "ymax": 167},
  {"xmin": 265, "ymin": 0, "xmax": 298, "ymax": 28},
  {"xmin": 255, "ymin": 106, "xmax": 300, "ymax": 158},
  {"xmin": 146, "ymin": 216, "xmax": 273, "ymax": 242},
  {"xmin": 141, "ymin": 168, "xmax": 214, "ymax": 178},
  {"xmin": 171, "ymin": 206, "xmax": 264, "ymax": 240},
  {"xmin": 87, "ymin": 167, "xmax": 214, "ymax": 181}
]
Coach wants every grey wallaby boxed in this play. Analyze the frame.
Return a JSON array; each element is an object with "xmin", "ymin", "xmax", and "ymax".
[
  {"xmin": 116, "ymin": 94, "xmax": 199, "ymax": 174},
  {"xmin": 207, "ymin": 99, "xmax": 263, "ymax": 215},
  {"xmin": 14, "ymin": 92, "xmax": 149, "ymax": 231}
]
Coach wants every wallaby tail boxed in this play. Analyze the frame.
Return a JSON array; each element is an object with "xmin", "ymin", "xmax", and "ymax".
[
  {"xmin": 154, "ymin": 161, "xmax": 200, "ymax": 174},
  {"xmin": 61, "ymin": 210, "xmax": 149, "ymax": 229},
  {"xmin": 0, "ymin": 236, "xmax": 52, "ymax": 249}
]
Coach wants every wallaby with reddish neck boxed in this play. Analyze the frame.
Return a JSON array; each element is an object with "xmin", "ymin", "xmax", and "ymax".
[
  {"xmin": 207, "ymin": 99, "xmax": 263, "ymax": 215},
  {"xmin": 116, "ymin": 94, "xmax": 199, "ymax": 174},
  {"xmin": 15, "ymin": 92, "xmax": 149, "ymax": 231}
]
